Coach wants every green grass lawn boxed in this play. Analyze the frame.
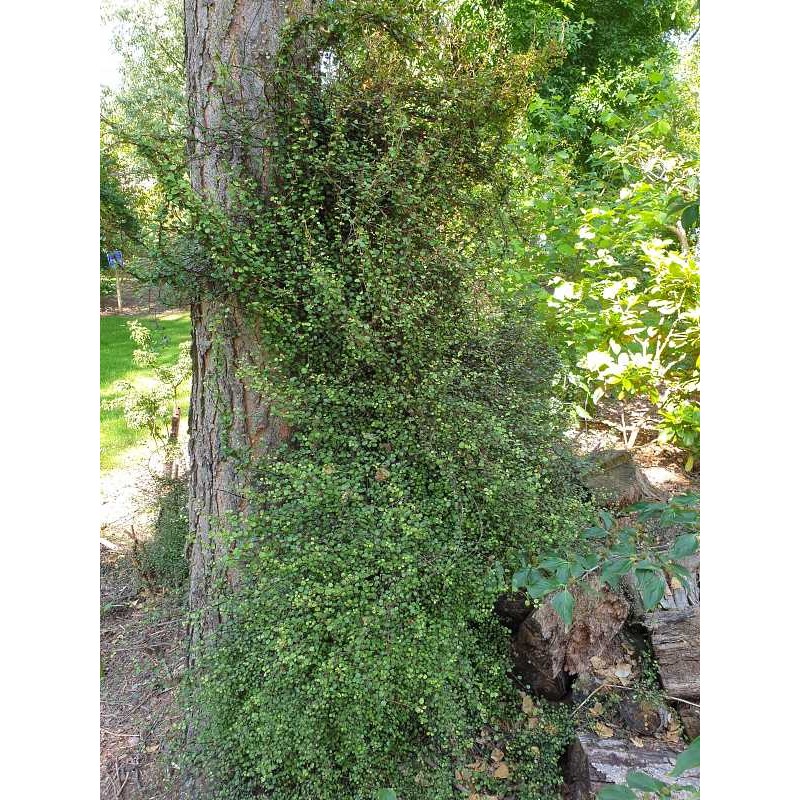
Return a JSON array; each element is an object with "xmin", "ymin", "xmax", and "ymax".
[{"xmin": 100, "ymin": 311, "xmax": 192, "ymax": 471}]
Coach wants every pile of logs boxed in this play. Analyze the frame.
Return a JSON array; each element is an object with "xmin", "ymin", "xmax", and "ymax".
[{"xmin": 497, "ymin": 450, "xmax": 700, "ymax": 798}]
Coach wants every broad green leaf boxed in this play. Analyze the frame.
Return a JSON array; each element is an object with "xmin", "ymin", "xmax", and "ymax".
[
  {"xmin": 667, "ymin": 563, "xmax": 693, "ymax": 590},
  {"xmin": 671, "ymin": 494, "xmax": 699, "ymax": 507},
  {"xmin": 626, "ymin": 771, "xmax": 667, "ymax": 792},
  {"xmin": 540, "ymin": 556, "xmax": 567, "ymax": 573},
  {"xmin": 636, "ymin": 568, "xmax": 666, "ymax": 611},
  {"xmin": 582, "ymin": 526, "xmax": 608, "ymax": 540},
  {"xmin": 671, "ymin": 737, "xmax": 700, "ymax": 777},
  {"xmin": 555, "ymin": 562, "xmax": 572, "ymax": 583},
  {"xmin": 570, "ymin": 560, "xmax": 586, "ymax": 579},
  {"xmin": 527, "ymin": 575, "xmax": 558, "ymax": 600},
  {"xmin": 551, "ymin": 589, "xmax": 575, "ymax": 628},
  {"xmin": 681, "ymin": 202, "xmax": 700, "ymax": 230},
  {"xmin": 609, "ymin": 536, "xmax": 636, "ymax": 558},
  {"xmin": 599, "ymin": 510, "xmax": 614, "ymax": 531},
  {"xmin": 512, "ymin": 568, "xmax": 534, "ymax": 592},
  {"xmin": 377, "ymin": 790, "xmax": 397, "ymax": 800},
  {"xmin": 577, "ymin": 552, "xmax": 600, "ymax": 572},
  {"xmin": 600, "ymin": 556, "xmax": 634, "ymax": 588},
  {"xmin": 669, "ymin": 534, "xmax": 699, "ymax": 559}
]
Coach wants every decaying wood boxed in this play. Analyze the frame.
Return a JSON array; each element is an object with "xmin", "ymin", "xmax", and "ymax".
[
  {"xmin": 512, "ymin": 579, "xmax": 630, "ymax": 700},
  {"xmin": 581, "ymin": 449, "xmax": 663, "ymax": 509},
  {"xmin": 512, "ymin": 613, "xmax": 568, "ymax": 700},
  {"xmin": 645, "ymin": 605, "xmax": 700, "ymax": 738},
  {"xmin": 538, "ymin": 579, "xmax": 630, "ymax": 676},
  {"xmin": 494, "ymin": 590, "xmax": 533, "ymax": 634},
  {"xmin": 567, "ymin": 732, "xmax": 699, "ymax": 800},
  {"xmin": 618, "ymin": 697, "xmax": 668, "ymax": 736}
]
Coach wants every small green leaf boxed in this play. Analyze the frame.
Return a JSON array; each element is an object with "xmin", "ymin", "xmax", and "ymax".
[
  {"xmin": 626, "ymin": 771, "xmax": 667, "ymax": 792},
  {"xmin": 493, "ymin": 562, "xmax": 505, "ymax": 585},
  {"xmin": 551, "ymin": 588, "xmax": 575, "ymax": 628},
  {"xmin": 671, "ymin": 737, "xmax": 700, "ymax": 777},
  {"xmin": 597, "ymin": 786, "xmax": 636, "ymax": 800}
]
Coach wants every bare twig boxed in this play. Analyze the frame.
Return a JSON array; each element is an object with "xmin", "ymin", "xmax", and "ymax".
[{"xmin": 665, "ymin": 695, "xmax": 700, "ymax": 708}]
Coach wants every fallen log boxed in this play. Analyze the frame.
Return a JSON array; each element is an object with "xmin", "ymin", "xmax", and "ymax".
[
  {"xmin": 567, "ymin": 731, "xmax": 699, "ymax": 799},
  {"xmin": 645, "ymin": 605, "xmax": 700, "ymax": 738}
]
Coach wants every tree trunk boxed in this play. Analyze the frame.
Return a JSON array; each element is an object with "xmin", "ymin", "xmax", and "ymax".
[{"xmin": 183, "ymin": 0, "xmax": 312, "ymax": 659}]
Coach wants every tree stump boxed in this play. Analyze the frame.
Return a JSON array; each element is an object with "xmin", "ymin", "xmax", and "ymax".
[
  {"xmin": 581, "ymin": 449, "xmax": 663, "ymax": 509},
  {"xmin": 567, "ymin": 732, "xmax": 699, "ymax": 799},
  {"xmin": 512, "ymin": 579, "xmax": 630, "ymax": 700}
]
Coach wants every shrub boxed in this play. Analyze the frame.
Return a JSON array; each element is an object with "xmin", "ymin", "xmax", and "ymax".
[{"xmin": 141, "ymin": 477, "xmax": 189, "ymax": 591}]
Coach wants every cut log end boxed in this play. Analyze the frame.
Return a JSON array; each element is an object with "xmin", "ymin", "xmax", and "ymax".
[{"xmin": 567, "ymin": 732, "xmax": 699, "ymax": 800}]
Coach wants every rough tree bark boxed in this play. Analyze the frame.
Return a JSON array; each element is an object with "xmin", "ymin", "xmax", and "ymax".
[{"xmin": 183, "ymin": 0, "xmax": 313, "ymax": 660}]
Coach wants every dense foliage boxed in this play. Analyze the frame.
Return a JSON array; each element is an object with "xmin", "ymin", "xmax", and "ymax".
[
  {"xmin": 491, "ymin": 33, "xmax": 700, "ymax": 464},
  {"xmin": 104, "ymin": 0, "xmax": 700, "ymax": 797},
  {"xmin": 158, "ymin": 4, "xmax": 592, "ymax": 797},
  {"xmin": 100, "ymin": 0, "xmax": 186, "ymax": 290}
]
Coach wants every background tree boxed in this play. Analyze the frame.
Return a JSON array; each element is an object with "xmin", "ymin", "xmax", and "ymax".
[{"xmin": 100, "ymin": 0, "xmax": 185, "ymax": 297}]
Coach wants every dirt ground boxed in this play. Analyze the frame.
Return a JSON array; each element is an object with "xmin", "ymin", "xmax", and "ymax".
[
  {"xmin": 568, "ymin": 395, "xmax": 700, "ymax": 497},
  {"xmin": 100, "ymin": 447, "xmax": 186, "ymax": 800}
]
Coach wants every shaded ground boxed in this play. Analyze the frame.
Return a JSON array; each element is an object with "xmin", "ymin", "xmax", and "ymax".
[
  {"xmin": 100, "ymin": 541, "xmax": 185, "ymax": 800},
  {"xmin": 101, "ymin": 274, "xmax": 185, "ymax": 316},
  {"xmin": 568, "ymin": 395, "xmax": 699, "ymax": 497},
  {"xmin": 100, "ymin": 443, "xmax": 188, "ymax": 800}
]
